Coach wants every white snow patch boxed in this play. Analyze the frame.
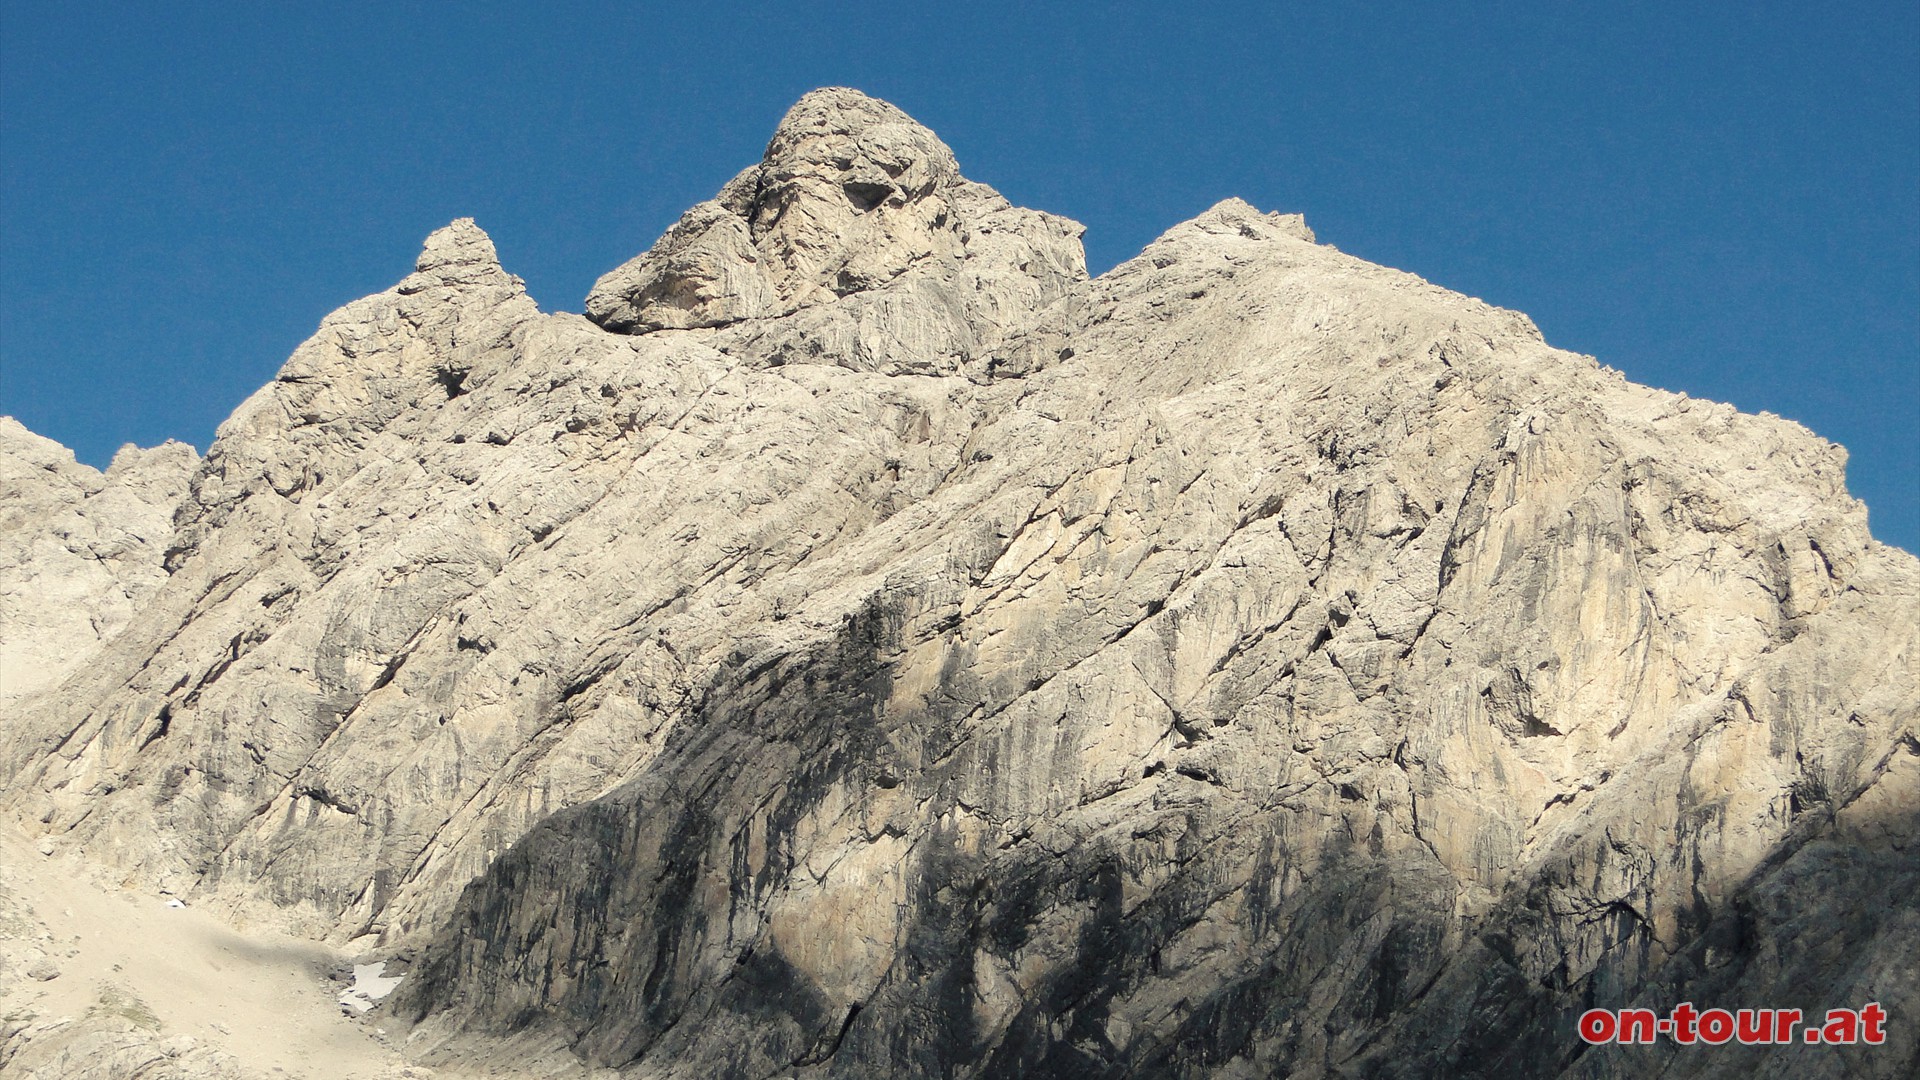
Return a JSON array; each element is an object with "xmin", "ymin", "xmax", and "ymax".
[{"xmin": 338, "ymin": 961, "xmax": 404, "ymax": 1014}]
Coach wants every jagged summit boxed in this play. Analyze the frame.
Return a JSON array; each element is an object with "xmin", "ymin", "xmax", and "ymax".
[
  {"xmin": 416, "ymin": 216, "xmax": 499, "ymax": 274},
  {"xmin": 584, "ymin": 88, "xmax": 1087, "ymax": 375},
  {"xmin": 398, "ymin": 216, "xmax": 518, "ymax": 295},
  {"xmin": 757, "ymin": 86, "xmax": 962, "ymax": 214},
  {"xmin": 1166, "ymin": 196, "xmax": 1317, "ymax": 246}
]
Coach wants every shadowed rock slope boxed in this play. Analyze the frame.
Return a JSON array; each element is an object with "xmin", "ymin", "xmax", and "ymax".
[{"xmin": 2, "ymin": 88, "xmax": 1915, "ymax": 1079}]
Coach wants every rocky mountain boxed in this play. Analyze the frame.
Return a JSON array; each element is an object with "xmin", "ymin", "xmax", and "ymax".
[{"xmin": 1, "ymin": 88, "xmax": 1914, "ymax": 1079}]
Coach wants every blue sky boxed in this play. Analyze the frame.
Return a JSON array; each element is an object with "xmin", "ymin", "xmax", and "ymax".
[{"xmin": 4, "ymin": 2, "xmax": 1915, "ymax": 550}]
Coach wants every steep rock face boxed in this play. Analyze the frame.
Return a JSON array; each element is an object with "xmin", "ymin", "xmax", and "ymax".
[
  {"xmin": 0, "ymin": 196, "xmax": 994, "ymax": 944},
  {"xmin": 1, "ymin": 89, "xmax": 1915, "ymax": 1080},
  {"xmin": 392, "ymin": 197, "xmax": 1919, "ymax": 1079},
  {"xmin": 0, "ymin": 419, "xmax": 197, "ymax": 701}
]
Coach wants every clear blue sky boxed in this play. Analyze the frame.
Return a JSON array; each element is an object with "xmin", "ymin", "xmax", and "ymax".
[{"xmin": 4, "ymin": 2, "xmax": 1915, "ymax": 551}]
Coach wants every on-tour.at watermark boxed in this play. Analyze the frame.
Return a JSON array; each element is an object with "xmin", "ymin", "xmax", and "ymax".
[{"xmin": 1579, "ymin": 1003, "xmax": 1888, "ymax": 1046}]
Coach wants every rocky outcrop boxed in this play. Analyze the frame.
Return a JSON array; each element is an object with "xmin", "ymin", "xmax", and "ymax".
[
  {"xmin": 587, "ymin": 88, "xmax": 1087, "ymax": 376},
  {"xmin": 0, "ymin": 418, "xmax": 197, "ymax": 701},
  {"xmin": 0, "ymin": 89, "xmax": 1914, "ymax": 1079}
]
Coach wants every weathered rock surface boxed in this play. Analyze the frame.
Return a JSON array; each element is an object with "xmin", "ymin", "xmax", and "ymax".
[
  {"xmin": 0, "ymin": 418, "xmax": 197, "ymax": 701},
  {"xmin": 587, "ymin": 88, "xmax": 1087, "ymax": 377},
  {"xmin": 1, "ymin": 88, "xmax": 1914, "ymax": 1078}
]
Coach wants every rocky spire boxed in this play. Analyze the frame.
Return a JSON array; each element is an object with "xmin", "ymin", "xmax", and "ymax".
[
  {"xmin": 584, "ymin": 89, "xmax": 1086, "ymax": 375},
  {"xmin": 399, "ymin": 217, "xmax": 518, "ymax": 294},
  {"xmin": 745, "ymin": 86, "xmax": 964, "ymax": 301}
]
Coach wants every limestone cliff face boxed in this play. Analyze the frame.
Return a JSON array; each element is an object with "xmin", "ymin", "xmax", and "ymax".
[
  {"xmin": 0, "ymin": 419, "xmax": 198, "ymax": 702},
  {"xmin": 1, "ymin": 89, "xmax": 1915, "ymax": 1079}
]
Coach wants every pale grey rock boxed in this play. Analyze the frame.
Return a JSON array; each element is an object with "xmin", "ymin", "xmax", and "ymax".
[
  {"xmin": 587, "ymin": 87, "xmax": 1087, "ymax": 376},
  {"xmin": 0, "ymin": 89, "xmax": 1914, "ymax": 1080},
  {"xmin": 583, "ymin": 200, "xmax": 774, "ymax": 331},
  {"xmin": 0, "ymin": 1011, "xmax": 259, "ymax": 1080},
  {"xmin": 0, "ymin": 418, "xmax": 197, "ymax": 701}
]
